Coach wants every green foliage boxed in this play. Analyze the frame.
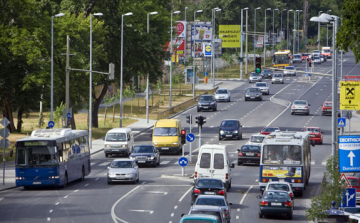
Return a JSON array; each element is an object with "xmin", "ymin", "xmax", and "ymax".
[
  {"xmin": 306, "ymin": 155, "xmax": 346, "ymax": 221},
  {"xmin": 54, "ymin": 102, "xmax": 65, "ymax": 127},
  {"xmin": 123, "ymin": 84, "xmax": 136, "ymax": 99}
]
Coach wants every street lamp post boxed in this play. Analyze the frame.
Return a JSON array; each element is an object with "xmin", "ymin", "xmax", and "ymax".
[
  {"xmin": 51, "ymin": 13, "xmax": 65, "ymax": 122},
  {"xmin": 170, "ymin": 11, "xmax": 181, "ymax": 108},
  {"xmin": 327, "ymin": 10, "xmax": 332, "ymax": 47},
  {"xmin": 263, "ymin": 8, "xmax": 271, "ymax": 67},
  {"xmin": 184, "ymin": 7, "xmax": 188, "ymax": 64},
  {"xmin": 212, "ymin": 8, "xmax": 221, "ymax": 88},
  {"xmin": 280, "ymin": 9, "xmax": 286, "ymax": 50},
  {"xmin": 193, "ymin": 10, "xmax": 203, "ymax": 98},
  {"xmin": 272, "ymin": 8, "xmax": 278, "ymax": 55},
  {"xmin": 318, "ymin": 11, "xmax": 323, "ymax": 50},
  {"xmin": 240, "ymin": 7, "xmax": 248, "ymax": 79},
  {"xmin": 119, "ymin": 12, "xmax": 133, "ymax": 127},
  {"xmin": 89, "ymin": 12, "xmax": 103, "ymax": 149},
  {"xmin": 146, "ymin": 11, "xmax": 158, "ymax": 123},
  {"xmin": 254, "ymin": 7, "xmax": 261, "ymax": 70},
  {"xmin": 287, "ymin": 10, "xmax": 293, "ymax": 50},
  {"xmin": 297, "ymin": 10, "xmax": 302, "ymax": 53},
  {"xmin": 293, "ymin": 10, "xmax": 297, "ymax": 54}
]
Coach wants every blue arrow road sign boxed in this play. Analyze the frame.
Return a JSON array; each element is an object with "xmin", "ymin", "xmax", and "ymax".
[
  {"xmin": 67, "ymin": 112, "xmax": 71, "ymax": 119},
  {"xmin": 338, "ymin": 118, "xmax": 346, "ymax": 127},
  {"xmin": 339, "ymin": 135, "xmax": 360, "ymax": 172},
  {"xmin": 48, "ymin": 121, "xmax": 55, "ymax": 128},
  {"xmin": 178, "ymin": 157, "xmax": 188, "ymax": 167},
  {"xmin": 186, "ymin": 133, "xmax": 195, "ymax": 142},
  {"xmin": 341, "ymin": 188, "xmax": 356, "ymax": 208}
]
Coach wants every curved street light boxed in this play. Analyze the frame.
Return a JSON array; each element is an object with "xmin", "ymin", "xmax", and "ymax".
[{"xmin": 193, "ymin": 9, "xmax": 203, "ymax": 98}]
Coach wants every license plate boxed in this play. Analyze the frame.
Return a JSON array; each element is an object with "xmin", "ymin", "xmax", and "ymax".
[
  {"xmin": 203, "ymin": 106, "xmax": 208, "ymax": 109},
  {"xmin": 246, "ymin": 153, "xmax": 254, "ymax": 156},
  {"xmin": 251, "ymin": 97, "xmax": 255, "ymax": 99},
  {"xmin": 226, "ymin": 135, "xmax": 232, "ymax": 137},
  {"xmin": 162, "ymin": 147, "xmax": 169, "ymax": 150},
  {"xmin": 112, "ymin": 149, "xmax": 118, "ymax": 151},
  {"xmin": 116, "ymin": 176, "xmax": 125, "ymax": 179},
  {"xmin": 310, "ymin": 135, "xmax": 316, "ymax": 137},
  {"xmin": 204, "ymin": 191, "xmax": 215, "ymax": 195},
  {"xmin": 137, "ymin": 161, "xmax": 146, "ymax": 163},
  {"xmin": 33, "ymin": 182, "xmax": 41, "ymax": 185},
  {"xmin": 272, "ymin": 203, "xmax": 282, "ymax": 206},
  {"xmin": 279, "ymin": 179, "xmax": 284, "ymax": 182},
  {"xmin": 296, "ymin": 110, "xmax": 303, "ymax": 112}
]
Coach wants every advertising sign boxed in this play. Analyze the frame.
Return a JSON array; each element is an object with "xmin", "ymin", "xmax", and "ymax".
[
  {"xmin": 213, "ymin": 39, "xmax": 222, "ymax": 55},
  {"xmin": 340, "ymin": 81, "xmax": 360, "ymax": 110},
  {"xmin": 203, "ymin": 43, "xmax": 212, "ymax": 57},
  {"xmin": 345, "ymin": 76, "xmax": 360, "ymax": 82},
  {"xmin": 219, "ymin": 25, "xmax": 240, "ymax": 48},
  {"xmin": 175, "ymin": 21, "xmax": 186, "ymax": 37},
  {"xmin": 191, "ymin": 25, "xmax": 212, "ymax": 41},
  {"xmin": 262, "ymin": 166, "xmax": 302, "ymax": 178}
]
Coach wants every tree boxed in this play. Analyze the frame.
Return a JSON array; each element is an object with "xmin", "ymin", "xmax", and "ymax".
[
  {"xmin": 123, "ymin": 84, "xmax": 136, "ymax": 117},
  {"xmin": 306, "ymin": 155, "xmax": 346, "ymax": 221},
  {"xmin": 337, "ymin": 0, "xmax": 360, "ymax": 62}
]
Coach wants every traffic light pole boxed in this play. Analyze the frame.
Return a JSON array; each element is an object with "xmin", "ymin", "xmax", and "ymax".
[
  {"xmin": 189, "ymin": 114, "xmax": 192, "ymax": 162},
  {"xmin": 198, "ymin": 124, "xmax": 202, "ymax": 149}
]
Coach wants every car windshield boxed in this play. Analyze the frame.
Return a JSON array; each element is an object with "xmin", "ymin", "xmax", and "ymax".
[
  {"xmin": 111, "ymin": 161, "xmax": 133, "ymax": 168},
  {"xmin": 197, "ymin": 179, "xmax": 223, "ymax": 187},
  {"xmin": 250, "ymin": 136, "xmax": 265, "ymax": 143},
  {"xmin": 247, "ymin": 88, "xmax": 260, "ymax": 93},
  {"xmin": 294, "ymin": 55, "xmax": 301, "ymax": 58},
  {"xmin": 105, "ymin": 133, "xmax": 127, "ymax": 142},
  {"xmin": 314, "ymin": 56, "xmax": 320, "ymax": 59},
  {"xmin": 285, "ymin": 67, "xmax": 294, "ymax": 70},
  {"xmin": 221, "ymin": 121, "xmax": 237, "ymax": 127},
  {"xmin": 268, "ymin": 184, "xmax": 290, "ymax": 191},
  {"xmin": 153, "ymin": 127, "xmax": 178, "ymax": 136},
  {"xmin": 262, "ymin": 145, "xmax": 302, "ymax": 164},
  {"xmin": 302, "ymin": 54, "xmax": 310, "ymax": 56},
  {"xmin": 305, "ymin": 128, "xmax": 320, "ymax": 133},
  {"xmin": 263, "ymin": 191, "xmax": 289, "ymax": 200},
  {"xmin": 133, "ymin": 146, "xmax": 154, "ymax": 153},
  {"xmin": 274, "ymin": 74, "xmax": 282, "ymax": 77},
  {"xmin": 322, "ymin": 49, "xmax": 331, "ymax": 53},
  {"xmin": 294, "ymin": 101, "xmax": 307, "ymax": 105},
  {"xmin": 250, "ymin": 73, "xmax": 260, "ymax": 77},
  {"xmin": 199, "ymin": 96, "xmax": 213, "ymax": 101},
  {"xmin": 263, "ymin": 128, "xmax": 278, "ymax": 132},
  {"xmin": 241, "ymin": 145, "xmax": 260, "ymax": 152},
  {"xmin": 216, "ymin": 89, "xmax": 228, "ymax": 94},
  {"xmin": 324, "ymin": 103, "xmax": 332, "ymax": 107},
  {"xmin": 196, "ymin": 198, "xmax": 226, "ymax": 206},
  {"xmin": 256, "ymin": 83, "xmax": 267, "ymax": 87}
]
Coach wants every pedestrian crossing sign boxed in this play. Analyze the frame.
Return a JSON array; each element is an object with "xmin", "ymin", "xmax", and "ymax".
[{"xmin": 338, "ymin": 118, "xmax": 346, "ymax": 127}]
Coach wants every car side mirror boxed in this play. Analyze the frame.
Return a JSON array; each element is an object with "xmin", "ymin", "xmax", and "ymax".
[
  {"xmin": 231, "ymin": 163, "xmax": 235, "ymax": 168},
  {"xmin": 181, "ymin": 213, "xmax": 185, "ymax": 217},
  {"xmin": 237, "ymin": 149, "xmax": 240, "ymax": 152},
  {"xmin": 257, "ymin": 195, "xmax": 262, "ymax": 199},
  {"xmin": 229, "ymin": 203, "xmax": 233, "ymax": 205}
]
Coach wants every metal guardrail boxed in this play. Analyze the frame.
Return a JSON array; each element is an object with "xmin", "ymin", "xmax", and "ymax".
[{"xmin": 156, "ymin": 87, "xmax": 218, "ymax": 120}]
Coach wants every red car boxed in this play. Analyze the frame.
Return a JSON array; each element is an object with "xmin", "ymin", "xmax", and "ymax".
[
  {"xmin": 260, "ymin": 127, "xmax": 280, "ymax": 135},
  {"xmin": 321, "ymin": 101, "xmax": 332, "ymax": 116},
  {"xmin": 303, "ymin": 127, "xmax": 323, "ymax": 144},
  {"xmin": 302, "ymin": 53, "xmax": 310, "ymax": 61},
  {"xmin": 347, "ymin": 176, "xmax": 360, "ymax": 192}
]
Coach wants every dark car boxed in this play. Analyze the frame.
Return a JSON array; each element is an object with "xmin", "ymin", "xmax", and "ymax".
[
  {"xmin": 129, "ymin": 145, "xmax": 160, "ymax": 167},
  {"xmin": 261, "ymin": 69, "xmax": 273, "ymax": 79},
  {"xmin": 187, "ymin": 205, "xmax": 226, "ymax": 223},
  {"xmin": 237, "ymin": 144, "xmax": 261, "ymax": 165},
  {"xmin": 257, "ymin": 190, "xmax": 293, "ymax": 219},
  {"xmin": 244, "ymin": 87, "xmax": 262, "ymax": 101},
  {"xmin": 197, "ymin": 95, "xmax": 217, "ymax": 112},
  {"xmin": 218, "ymin": 119, "xmax": 243, "ymax": 140},
  {"xmin": 190, "ymin": 178, "xmax": 227, "ymax": 205}
]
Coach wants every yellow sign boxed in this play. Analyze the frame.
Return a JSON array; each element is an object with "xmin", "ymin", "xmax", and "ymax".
[
  {"xmin": 219, "ymin": 25, "xmax": 240, "ymax": 48},
  {"xmin": 340, "ymin": 81, "xmax": 360, "ymax": 110},
  {"xmin": 262, "ymin": 166, "xmax": 302, "ymax": 178}
]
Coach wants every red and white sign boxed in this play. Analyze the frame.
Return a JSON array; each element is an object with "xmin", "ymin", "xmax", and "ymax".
[
  {"xmin": 345, "ymin": 76, "xmax": 360, "ymax": 82},
  {"xmin": 340, "ymin": 173, "xmax": 351, "ymax": 186},
  {"xmin": 175, "ymin": 21, "xmax": 186, "ymax": 37}
]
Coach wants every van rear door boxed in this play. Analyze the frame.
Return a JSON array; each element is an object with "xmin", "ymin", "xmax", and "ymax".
[
  {"xmin": 211, "ymin": 152, "xmax": 225, "ymax": 180},
  {"xmin": 198, "ymin": 152, "xmax": 212, "ymax": 178}
]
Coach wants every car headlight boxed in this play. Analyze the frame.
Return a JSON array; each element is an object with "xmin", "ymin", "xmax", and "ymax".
[
  {"xmin": 233, "ymin": 130, "xmax": 238, "ymax": 134},
  {"xmin": 153, "ymin": 143, "xmax": 158, "ymax": 146},
  {"xmin": 245, "ymin": 94, "xmax": 250, "ymax": 97},
  {"xmin": 147, "ymin": 156, "xmax": 155, "ymax": 160},
  {"xmin": 220, "ymin": 130, "xmax": 224, "ymax": 134},
  {"xmin": 121, "ymin": 145, "xmax": 127, "ymax": 148},
  {"xmin": 105, "ymin": 145, "xmax": 110, "ymax": 148},
  {"xmin": 215, "ymin": 95, "xmax": 219, "ymax": 98},
  {"xmin": 108, "ymin": 172, "xmax": 116, "ymax": 177},
  {"xmin": 280, "ymin": 79, "xmax": 283, "ymax": 81},
  {"xmin": 130, "ymin": 156, "xmax": 135, "ymax": 160},
  {"xmin": 210, "ymin": 102, "xmax": 215, "ymax": 105},
  {"xmin": 126, "ymin": 173, "xmax": 135, "ymax": 176}
]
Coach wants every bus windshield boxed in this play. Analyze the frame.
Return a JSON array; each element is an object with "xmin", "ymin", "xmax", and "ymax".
[
  {"xmin": 16, "ymin": 145, "xmax": 58, "ymax": 166},
  {"xmin": 262, "ymin": 145, "xmax": 302, "ymax": 165},
  {"xmin": 274, "ymin": 54, "xmax": 290, "ymax": 64}
]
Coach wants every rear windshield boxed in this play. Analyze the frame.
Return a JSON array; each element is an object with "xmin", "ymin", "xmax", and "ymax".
[
  {"xmin": 305, "ymin": 128, "xmax": 320, "ymax": 133},
  {"xmin": 268, "ymin": 184, "xmax": 290, "ymax": 191},
  {"xmin": 263, "ymin": 191, "xmax": 289, "ymax": 199},
  {"xmin": 349, "ymin": 178, "xmax": 360, "ymax": 186},
  {"xmin": 324, "ymin": 103, "xmax": 332, "ymax": 107},
  {"xmin": 182, "ymin": 220, "xmax": 215, "ymax": 223},
  {"xmin": 197, "ymin": 179, "xmax": 223, "ymax": 187},
  {"xmin": 262, "ymin": 128, "xmax": 279, "ymax": 132},
  {"xmin": 196, "ymin": 198, "xmax": 226, "ymax": 206},
  {"xmin": 285, "ymin": 67, "xmax": 294, "ymax": 70},
  {"xmin": 189, "ymin": 211, "xmax": 221, "ymax": 221},
  {"xmin": 250, "ymin": 135, "xmax": 265, "ymax": 143},
  {"xmin": 294, "ymin": 101, "xmax": 307, "ymax": 105},
  {"xmin": 240, "ymin": 145, "xmax": 260, "ymax": 152}
]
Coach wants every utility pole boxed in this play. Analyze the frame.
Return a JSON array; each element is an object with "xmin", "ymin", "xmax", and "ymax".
[
  {"xmin": 65, "ymin": 35, "xmax": 70, "ymax": 128},
  {"xmin": 245, "ymin": 10, "xmax": 249, "ymax": 74}
]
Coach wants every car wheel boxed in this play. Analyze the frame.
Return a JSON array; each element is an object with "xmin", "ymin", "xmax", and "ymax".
[
  {"xmin": 197, "ymin": 108, "xmax": 200, "ymax": 112},
  {"xmin": 272, "ymin": 82, "xmax": 274, "ymax": 84},
  {"xmin": 307, "ymin": 112, "xmax": 310, "ymax": 116},
  {"xmin": 291, "ymin": 112, "xmax": 294, "ymax": 115},
  {"xmin": 288, "ymin": 214, "xmax": 293, "ymax": 220},
  {"xmin": 259, "ymin": 97, "xmax": 262, "ymax": 101},
  {"xmin": 267, "ymin": 91, "xmax": 270, "ymax": 95},
  {"xmin": 228, "ymin": 97, "xmax": 231, "ymax": 102},
  {"xmin": 107, "ymin": 178, "xmax": 112, "ymax": 185},
  {"xmin": 282, "ymin": 81, "xmax": 284, "ymax": 84},
  {"xmin": 320, "ymin": 140, "xmax": 323, "ymax": 145},
  {"xmin": 105, "ymin": 153, "xmax": 109, "ymax": 158},
  {"xmin": 157, "ymin": 157, "xmax": 160, "ymax": 166},
  {"xmin": 136, "ymin": 174, "xmax": 139, "ymax": 182},
  {"xmin": 259, "ymin": 213, "xmax": 263, "ymax": 218},
  {"xmin": 244, "ymin": 98, "xmax": 247, "ymax": 101},
  {"xmin": 219, "ymin": 136, "xmax": 222, "ymax": 141},
  {"xmin": 238, "ymin": 161, "xmax": 242, "ymax": 166},
  {"xmin": 214, "ymin": 106, "xmax": 217, "ymax": 111},
  {"xmin": 239, "ymin": 133, "xmax": 243, "ymax": 140}
]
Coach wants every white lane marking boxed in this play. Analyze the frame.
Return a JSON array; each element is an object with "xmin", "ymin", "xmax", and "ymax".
[
  {"xmin": 322, "ymin": 161, "xmax": 327, "ymax": 165},
  {"xmin": 99, "ymin": 162, "xmax": 111, "ymax": 166},
  {"xmin": 147, "ymin": 191, "xmax": 168, "ymax": 195},
  {"xmin": 237, "ymin": 208, "xmax": 240, "ymax": 212},
  {"xmin": 49, "ymin": 210, "xmax": 53, "ymax": 213},
  {"xmin": 174, "ymin": 161, "xmax": 178, "ymax": 165},
  {"xmin": 95, "ymin": 178, "xmax": 99, "ymax": 181},
  {"xmin": 91, "ymin": 162, "xmax": 96, "ymax": 166},
  {"xmin": 129, "ymin": 210, "xmax": 154, "ymax": 214},
  {"xmin": 171, "ymin": 213, "xmax": 174, "ymax": 217},
  {"xmin": 111, "ymin": 186, "xmax": 140, "ymax": 223},
  {"xmin": 160, "ymin": 161, "xmax": 170, "ymax": 165},
  {"xmin": 236, "ymin": 216, "xmax": 239, "ymax": 219},
  {"xmin": 84, "ymin": 184, "xmax": 89, "ymax": 187},
  {"xmin": 179, "ymin": 187, "xmax": 193, "ymax": 202},
  {"xmin": 47, "ymin": 217, "xmax": 50, "ymax": 221},
  {"xmin": 240, "ymin": 185, "xmax": 253, "ymax": 205},
  {"xmin": 311, "ymin": 161, "xmax": 315, "ymax": 165},
  {"xmin": 74, "ymin": 190, "xmax": 79, "ymax": 193},
  {"xmin": 55, "ymin": 202, "xmax": 60, "ymax": 205},
  {"xmin": 64, "ymin": 195, "xmax": 68, "ymax": 198},
  {"xmin": 174, "ymin": 206, "xmax": 178, "ymax": 209}
]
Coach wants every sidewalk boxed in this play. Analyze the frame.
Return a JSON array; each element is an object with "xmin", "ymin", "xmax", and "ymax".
[{"xmin": 0, "ymin": 81, "xmax": 222, "ymax": 191}]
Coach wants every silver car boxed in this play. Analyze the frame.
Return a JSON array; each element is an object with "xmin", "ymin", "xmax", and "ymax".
[
  {"xmin": 272, "ymin": 73, "xmax": 284, "ymax": 84},
  {"xmin": 107, "ymin": 158, "xmax": 139, "ymax": 184},
  {"xmin": 291, "ymin": 100, "xmax": 310, "ymax": 115},
  {"xmin": 245, "ymin": 87, "xmax": 262, "ymax": 101},
  {"xmin": 253, "ymin": 82, "xmax": 269, "ymax": 95},
  {"xmin": 214, "ymin": 88, "xmax": 231, "ymax": 102},
  {"xmin": 313, "ymin": 56, "xmax": 321, "ymax": 64},
  {"xmin": 284, "ymin": 66, "xmax": 296, "ymax": 76},
  {"xmin": 292, "ymin": 54, "xmax": 302, "ymax": 63},
  {"xmin": 249, "ymin": 72, "xmax": 262, "ymax": 83},
  {"xmin": 194, "ymin": 195, "xmax": 233, "ymax": 223}
]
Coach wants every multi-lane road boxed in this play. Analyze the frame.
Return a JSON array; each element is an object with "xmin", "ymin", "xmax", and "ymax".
[{"xmin": 1, "ymin": 52, "xmax": 358, "ymax": 223}]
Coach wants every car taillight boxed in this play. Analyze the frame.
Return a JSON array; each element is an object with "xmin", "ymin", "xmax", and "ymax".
[
  {"xmin": 226, "ymin": 173, "xmax": 229, "ymax": 180},
  {"xmin": 194, "ymin": 189, "xmax": 200, "ymax": 194},
  {"xmin": 291, "ymin": 106, "xmax": 295, "ymax": 108},
  {"xmin": 261, "ymin": 201, "xmax": 268, "ymax": 206},
  {"xmin": 304, "ymin": 106, "xmax": 308, "ymax": 108},
  {"xmin": 238, "ymin": 153, "xmax": 243, "ymax": 156},
  {"xmin": 257, "ymin": 153, "xmax": 261, "ymax": 157},
  {"xmin": 219, "ymin": 190, "xmax": 225, "ymax": 195},
  {"xmin": 285, "ymin": 201, "xmax": 292, "ymax": 207},
  {"xmin": 194, "ymin": 172, "xmax": 197, "ymax": 178},
  {"xmin": 289, "ymin": 193, "xmax": 293, "ymax": 198},
  {"xmin": 262, "ymin": 178, "xmax": 269, "ymax": 182}
]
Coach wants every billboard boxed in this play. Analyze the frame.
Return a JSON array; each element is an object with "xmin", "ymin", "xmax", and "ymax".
[
  {"xmin": 175, "ymin": 21, "xmax": 186, "ymax": 37},
  {"xmin": 219, "ymin": 25, "xmax": 241, "ymax": 48},
  {"xmin": 192, "ymin": 25, "xmax": 213, "ymax": 41}
]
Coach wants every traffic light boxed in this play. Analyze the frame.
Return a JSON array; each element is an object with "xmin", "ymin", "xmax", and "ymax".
[
  {"xmin": 255, "ymin": 57, "xmax": 261, "ymax": 73},
  {"xmin": 186, "ymin": 114, "xmax": 192, "ymax": 124},
  {"xmin": 181, "ymin": 129, "xmax": 186, "ymax": 144},
  {"xmin": 238, "ymin": 57, "xmax": 243, "ymax": 62},
  {"xmin": 195, "ymin": 115, "xmax": 206, "ymax": 128}
]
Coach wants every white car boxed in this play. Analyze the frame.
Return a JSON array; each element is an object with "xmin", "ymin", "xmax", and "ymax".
[
  {"xmin": 253, "ymin": 82, "xmax": 269, "ymax": 95},
  {"xmin": 214, "ymin": 88, "xmax": 231, "ymax": 102},
  {"xmin": 264, "ymin": 181, "xmax": 295, "ymax": 208},
  {"xmin": 313, "ymin": 56, "xmax": 321, "ymax": 64},
  {"xmin": 246, "ymin": 134, "xmax": 267, "ymax": 146},
  {"xmin": 272, "ymin": 73, "xmax": 284, "ymax": 84},
  {"xmin": 107, "ymin": 158, "xmax": 139, "ymax": 184},
  {"xmin": 249, "ymin": 72, "xmax": 263, "ymax": 83},
  {"xmin": 284, "ymin": 66, "xmax": 296, "ymax": 76}
]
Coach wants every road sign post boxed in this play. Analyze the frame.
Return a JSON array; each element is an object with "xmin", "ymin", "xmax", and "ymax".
[
  {"xmin": 338, "ymin": 118, "xmax": 346, "ymax": 128},
  {"xmin": 178, "ymin": 156, "xmax": 188, "ymax": 176},
  {"xmin": 339, "ymin": 135, "xmax": 360, "ymax": 172},
  {"xmin": 0, "ymin": 117, "xmax": 10, "ymax": 185},
  {"xmin": 341, "ymin": 188, "xmax": 356, "ymax": 208}
]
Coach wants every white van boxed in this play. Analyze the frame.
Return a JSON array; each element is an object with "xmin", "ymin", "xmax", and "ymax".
[
  {"xmin": 194, "ymin": 144, "xmax": 235, "ymax": 190},
  {"xmin": 103, "ymin": 128, "xmax": 134, "ymax": 157}
]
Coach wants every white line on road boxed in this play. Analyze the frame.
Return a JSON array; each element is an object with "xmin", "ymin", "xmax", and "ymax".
[
  {"xmin": 174, "ymin": 205, "xmax": 178, "ymax": 209},
  {"xmin": 99, "ymin": 162, "xmax": 111, "ymax": 166},
  {"xmin": 129, "ymin": 210, "xmax": 154, "ymax": 214},
  {"xmin": 47, "ymin": 217, "xmax": 50, "ymax": 221},
  {"xmin": 64, "ymin": 195, "xmax": 68, "ymax": 198},
  {"xmin": 112, "ymin": 186, "xmax": 140, "ymax": 223},
  {"xmin": 147, "ymin": 191, "xmax": 168, "ymax": 195},
  {"xmin": 240, "ymin": 185, "xmax": 253, "ymax": 205},
  {"xmin": 160, "ymin": 161, "xmax": 170, "ymax": 165},
  {"xmin": 49, "ymin": 210, "xmax": 53, "ymax": 213},
  {"xmin": 179, "ymin": 187, "xmax": 193, "ymax": 202},
  {"xmin": 84, "ymin": 184, "xmax": 89, "ymax": 187},
  {"xmin": 171, "ymin": 213, "xmax": 174, "ymax": 217},
  {"xmin": 55, "ymin": 202, "xmax": 59, "ymax": 205}
]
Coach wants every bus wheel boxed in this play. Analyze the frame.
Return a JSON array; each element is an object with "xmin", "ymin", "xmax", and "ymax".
[
  {"xmin": 81, "ymin": 167, "xmax": 85, "ymax": 181},
  {"xmin": 23, "ymin": 186, "xmax": 31, "ymax": 190},
  {"xmin": 63, "ymin": 174, "xmax": 68, "ymax": 188}
]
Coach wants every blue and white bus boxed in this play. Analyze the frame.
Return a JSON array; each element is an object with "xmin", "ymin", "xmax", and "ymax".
[
  {"xmin": 259, "ymin": 131, "xmax": 314, "ymax": 196},
  {"xmin": 15, "ymin": 129, "xmax": 91, "ymax": 188}
]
